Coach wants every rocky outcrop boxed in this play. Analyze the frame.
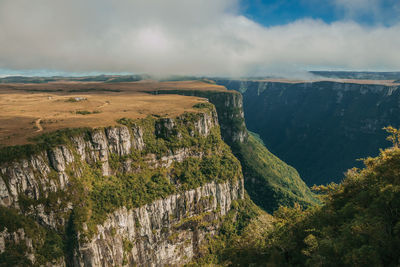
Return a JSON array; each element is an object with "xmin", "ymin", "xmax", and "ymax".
[
  {"xmin": 147, "ymin": 90, "xmax": 248, "ymax": 147},
  {"xmin": 155, "ymin": 118, "xmax": 177, "ymax": 139},
  {"xmin": 0, "ymin": 107, "xmax": 244, "ymax": 266},
  {"xmin": 0, "ymin": 228, "xmax": 36, "ymax": 263},
  {"xmin": 77, "ymin": 180, "xmax": 243, "ymax": 266},
  {"xmin": 144, "ymin": 87, "xmax": 319, "ymax": 216},
  {"xmin": 0, "ymin": 127, "xmax": 142, "ymax": 210},
  {"xmin": 0, "ymin": 153, "xmax": 56, "ymax": 208}
]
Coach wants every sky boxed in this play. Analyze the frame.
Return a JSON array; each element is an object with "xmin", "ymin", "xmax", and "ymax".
[{"xmin": 0, "ymin": 0, "xmax": 400, "ymax": 77}]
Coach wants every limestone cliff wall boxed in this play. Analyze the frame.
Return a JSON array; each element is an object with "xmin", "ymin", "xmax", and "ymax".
[
  {"xmin": 77, "ymin": 180, "xmax": 243, "ymax": 266},
  {"xmin": 0, "ymin": 106, "xmax": 244, "ymax": 266},
  {"xmin": 148, "ymin": 89, "xmax": 249, "ymax": 147}
]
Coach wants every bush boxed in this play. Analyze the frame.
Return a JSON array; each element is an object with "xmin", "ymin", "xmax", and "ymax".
[
  {"xmin": 76, "ymin": 110, "xmax": 91, "ymax": 115},
  {"xmin": 0, "ymin": 128, "xmax": 90, "ymax": 164}
]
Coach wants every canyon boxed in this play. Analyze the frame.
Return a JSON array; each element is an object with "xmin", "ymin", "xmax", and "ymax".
[
  {"xmin": 0, "ymin": 81, "xmax": 315, "ymax": 266},
  {"xmin": 216, "ymin": 79, "xmax": 400, "ymax": 185}
]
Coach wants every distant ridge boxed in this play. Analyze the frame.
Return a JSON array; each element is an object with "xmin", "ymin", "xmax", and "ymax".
[
  {"xmin": 310, "ymin": 71, "xmax": 400, "ymax": 80},
  {"xmin": 0, "ymin": 74, "xmax": 149, "ymax": 84},
  {"xmin": 3, "ymin": 72, "xmax": 400, "ymax": 84}
]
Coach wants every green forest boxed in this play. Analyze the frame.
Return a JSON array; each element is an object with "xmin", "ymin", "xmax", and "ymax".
[{"xmin": 193, "ymin": 127, "xmax": 400, "ymax": 266}]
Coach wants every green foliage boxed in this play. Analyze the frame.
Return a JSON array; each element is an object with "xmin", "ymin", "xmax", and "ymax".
[
  {"xmin": 132, "ymin": 116, "xmax": 169, "ymax": 155},
  {"xmin": 236, "ymin": 133, "xmax": 318, "ymax": 213},
  {"xmin": 119, "ymin": 115, "xmax": 192, "ymax": 156},
  {"xmin": 0, "ymin": 104, "xmax": 246, "ymax": 266},
  {"xmin": 75, "ymin": 110, "xmax": 91, "ymax": 115},
  {"xmin": 35, "ymin": 231, "xmax": 64, "ymax": 264},
  {"xmin": 0, "ymin": 206, "xmax": 37, "ymax": 236},
  {"xmin": 55, "ymin": 111, "xmax": 241, "ymax": 240},
  {"xmin": 146, "ymin": 89, "xmax": 247, "ymax": 147},
  {"xmin": 84, "ymin": 133, "xmax": 240, "ymax": 237},
  {"xmin": 89, "ymin": 169, "xmax": 176, "ymax": 227},
  {"xmin": 65, "ymin": 97, "xmax": 86, "ymax": 103},
  {"xmin": 193, "ymin": 102, "xmax": 214, "ymax": 111},
  {"xmin": 151, "ymin": 89, "xmax": 316, "ymax": 213},
  {"xmin": 73, "ymin": 113, "xmax": 241, "ymax": 239},
  {"xmin": 76, "ymin": 110, "xmax": 101, "ymax": 115},
  {"xmin": 174, "ymin": 212, "xmax": 213, "ymax": 231},
  {"xmin": 118, "ymin": 112, "xmax": 222, "ymax": 156},
  {"xmin": 0, "ymin": 206, "xmax": 64, "ymax": 266},
  {"xmin": 383, "ymin": 126, "xmax": 400, "ymax": 147},
  {"xmin": 221, "ymin": 79, "xmax": 400, "ymax": 186},
  {"xmin": 221, "ymin": 144, "xmax": 400, "ymax": 266},
  {"xmin": 189, "ymin": 196, "xmax": 266, "ymax": 266},
  {"xmin": 122, "ymin": 238, "xmax": 134, "ymax": 253},
  {"xmin": 0, "ymin": 242, "xmax": 32, "ymax": 266},
  {"xmin": 31, "ymin": 128, "xmax": 91, "ymax": 146},
  {"xmin": 108, "ymin": 153, "xmax": 123, "ymax": 170},
  {"xmin": 0, "ymin": 144, "xmax": 41, "ymax": 166},
  {"xmin": 0, "ymin": 128, "xmax": 90, "ymax": 164},
  {"xmin": 173, "ymin": 146, "xmax": 241, "ymax": 191}
]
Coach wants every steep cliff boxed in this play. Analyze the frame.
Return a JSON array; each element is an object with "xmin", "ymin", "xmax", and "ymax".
[
  {"xmin": 0, "ymin": 104, "xmax": 244, "ymax": 266},
  {"xmin": 216, "ymin": 79, "xmax": 400, "ymax": 185},
  {"xmin": 148, "ymin": 90, "xmax": 248, "ymax": 148},
  {"xmin": 150, "ymin": 89, "xmax": 316, "ymax": 212}
]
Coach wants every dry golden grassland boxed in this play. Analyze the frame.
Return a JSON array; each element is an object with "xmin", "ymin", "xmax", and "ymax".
[{"xmin": 0, "ymin": 81, "xmax": 226, "ymax": 146}]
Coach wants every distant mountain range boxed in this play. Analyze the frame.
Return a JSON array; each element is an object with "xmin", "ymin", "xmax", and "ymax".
[
  {"xmin": 2, "ymin": 71, "xmax": 400, "ymax": 84},
  {"xmin": 310, "ymin": 71, "xmax": 400, "ymax": 80},
  {"xmin": 0, "ymin": 74, "xmax": 148, "ymax": 83}
]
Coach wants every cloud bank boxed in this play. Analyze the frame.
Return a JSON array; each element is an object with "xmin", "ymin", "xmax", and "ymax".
[{"xmin": 0, "ymin": 0, "xmax": 399, "ymax": 76}]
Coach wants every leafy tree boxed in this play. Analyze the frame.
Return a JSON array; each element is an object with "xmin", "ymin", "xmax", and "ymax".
[
  {"xmin": 383, "ymin": 126, "xmax": 400, "ymax": 148},
  {"xmin": 199, "ymin": 127, "xmax": 400, "ymax": 266}
]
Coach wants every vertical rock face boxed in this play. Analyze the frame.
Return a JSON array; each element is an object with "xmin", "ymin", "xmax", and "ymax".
[
  {"xmin": 148, "ymin": 89, "xmax": 248, "ymax": 147},
  {"xmin": 105, "ymin": 126, "xmax": 132, "ymax": 156},
  {"xmin": 214, "ymin": 92, "xmax": 248, "ymax": 144},
  {"xmin": 0, "ymin": 126, "xmax": 145, "ymax": 210},
  {"xmin": 155, "ymin": 118, "xmax": 177, "ymax": 139},
  {"xmin": 0, "ymin": 107, "xmax": 244, "ymax": 266},
  {"xmin": 156, "ymin": 84, "xmax": 319, "ymax": 213},
  {"xmin": 204, "ymin": 91, "xmax": 248, "ymax": 145},
  {"xmin": 193, "ymin": 111, "xmax": 218, "ymax": 137},
  {"xmin": 79, "ymin": 180, "xmax": 243, "ymax": 267}
]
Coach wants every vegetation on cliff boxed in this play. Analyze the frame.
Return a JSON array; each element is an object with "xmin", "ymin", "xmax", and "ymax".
[
  {"xmin": 203, "ymin": 128, "xmax": 400, "ymax": 266},
  {"xmin": 0, "ymin": 207, "xmax": 64, "ymax": 266},
  {"xmin": 147, "ymin": 89, "xmax": 248, "ymax": 147},
  {"xmin": 0, "ymin": 128, "xmax": 91, "ymax": 164},
  {"xmin": 0, "ymin": 105, "xmax": 243, "ymax": 266},
  {"xmin": 236, "ymin": 132, "xmax": 317, "ymax": 213},
  {"xmin": 3, "ymin": 83, "xmax": 399, "ymax": 267},
  {"xmin": 154, "ymin": 89, "xmax": 317, "ymax": 213},
  {"xmin": 217, "ymin": 79, "xmax": 400, "ymax": 186},
  {"xmin": 188, "ymin": 195, "xmax": 270, "ymax": 266}
]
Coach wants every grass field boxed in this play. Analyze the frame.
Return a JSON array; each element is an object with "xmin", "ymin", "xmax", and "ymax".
[{"xmin": 0, "ymin": 81, "xmax": 227, "ymax": 146}]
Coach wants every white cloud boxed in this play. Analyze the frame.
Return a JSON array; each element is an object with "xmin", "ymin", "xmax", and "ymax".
[
  {"xmin": 334, "ymin": 0, "xmax": 380, "ymax": 15},
  {"xmin": 333, "ymin": 0, "xmax": 400, "ymax": 24},
  {"xmin": 0, "ymin": 0, "xmax": 399, "ymax": 77}
]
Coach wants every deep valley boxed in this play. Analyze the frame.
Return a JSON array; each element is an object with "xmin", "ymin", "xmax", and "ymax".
[
  {"xmin": 216, "ymin": 79, "xmax": 400, "ymax": 185},
  {"xmin": 1, "ymin": 77, "xmax": 400, "ymax": 266}
]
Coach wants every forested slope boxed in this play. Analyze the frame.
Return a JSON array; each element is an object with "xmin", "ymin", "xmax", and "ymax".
[{"xmin": 200, "ymin": 129, "xmax": 400, "ymax": 266}]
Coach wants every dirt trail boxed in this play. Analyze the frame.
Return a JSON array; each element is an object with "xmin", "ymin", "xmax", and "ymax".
[
  {"xmin": 97, "ymin": 101, "xmax": 110, "ymax": 109},
  {"xmin": 0, "ymin": 85, "xmax": 202, "ymax": 146},
  {"xmin": 35, "ymin": 119, "xmax": 43, "ymax": 132}
]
